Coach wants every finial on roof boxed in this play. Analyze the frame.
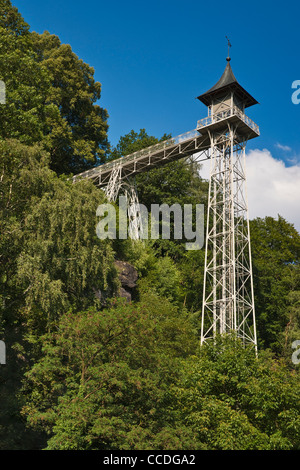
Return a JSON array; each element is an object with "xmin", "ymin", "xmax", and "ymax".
[{"xmin": 226, "ymin": 36, "xmax": 231, "ymax": 61}]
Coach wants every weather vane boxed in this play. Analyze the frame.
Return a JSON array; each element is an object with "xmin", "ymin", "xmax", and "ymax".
[{"xmin": 226, "ymin": 35, "xmax": 231, "ymax": 61}]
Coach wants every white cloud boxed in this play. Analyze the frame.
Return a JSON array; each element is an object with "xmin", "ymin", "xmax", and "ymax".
[
  {"xmin": 198, "ymin": 148, "xmax": 300, "ymax": 232},
  {"xmin": 246, "ymin": 149, "xmax": 300, "ymax": 231},
  {"xmin": 275, "ymin": 142, "xmax": 292, "ymax": 152}
]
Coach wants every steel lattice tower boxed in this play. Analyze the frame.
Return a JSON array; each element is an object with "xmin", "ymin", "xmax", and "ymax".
[{"xmin": 198, "ymin": 55, "xmax": 259, "ymax": 351}]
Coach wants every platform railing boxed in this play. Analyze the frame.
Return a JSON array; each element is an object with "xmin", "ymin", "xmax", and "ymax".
[{"xmin": 197, "ymin": 106, "xmax": 259, "ymax": 135}]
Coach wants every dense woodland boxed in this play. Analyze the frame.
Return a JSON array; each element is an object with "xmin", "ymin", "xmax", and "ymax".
[{"xmin": 0, "ymin": 1, "xmax": 299, "ymax": 450}]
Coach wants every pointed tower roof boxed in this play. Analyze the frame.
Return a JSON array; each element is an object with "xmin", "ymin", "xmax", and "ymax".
[{"xmin": 197, "ymin": 58, "xmax": 258, "ymax": 108}]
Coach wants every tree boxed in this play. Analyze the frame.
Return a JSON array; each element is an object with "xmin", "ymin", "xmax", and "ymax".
[
  {"xmin": 21, "ymin": 293, "xmax": 198, "ymax": 450},
  {"xmin": 250, "ymin": 215, "xmax": 300, "ymax": 352},
  {"xmin": 0, "ymin": 0, "xmax": 29, "ymax": 35},
  {"xmin": 31, "ymin": 31, "xmax": 109, "ymax": 174},
  {"xmin": 0, "ymin": 1, "xmax": 109, "ymax": 176},
  {"xmin": 108, "ymin": 128, "xmax": 170, "ymax": 162},
  {"xmin": 0, "ymin": 139, "xmax": 117, "ymax": 335},
  {"xmin": 170, "ymin": 335, "xmax": 300, "ymax": 450},
  {"xmin": 0, "ymin": 9, "xmax": 50, "ymax": 145},
  {"xmin": 281, "ymin": 290, "xmax": 300, "ymax": 362},
  {"xmin": 0, "ymin": 138, "xmax": 118, "ymax": 449}
]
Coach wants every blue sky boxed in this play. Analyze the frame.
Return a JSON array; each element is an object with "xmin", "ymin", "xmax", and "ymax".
[
  {"xmin": 12, "ymin": 0, "xmax": 300, "ymax": 160},
  {"xmin": 10, "ymin": 1, "xmax": 300, "ymax": 230}
]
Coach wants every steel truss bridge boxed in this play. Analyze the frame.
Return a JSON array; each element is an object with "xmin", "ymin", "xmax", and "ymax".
[{"xmin": 72, "ymin": 106, "xmax": 259, "ymax": 188}]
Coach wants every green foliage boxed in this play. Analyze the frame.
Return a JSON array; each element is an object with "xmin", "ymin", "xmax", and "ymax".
[
  {"xmin": 108, "ymin": 128, "xmax": 170, "ymax": 161},
  {"xmin": 16, "ymin": 178, "xmax": 117, "ymax": 331},
  {"xmin": 250, "ymin": 216, "xmax": 300, "ymax": 351},
  {"xmin": 280, "ymin": 290, "xmax": 300, "ymax": 362},
  {"xmin": 0, "ymin": 140, "xmax": 52, "ymax": 324},
  {"xmin": 177, "ymin": 249, "xmax": 206, "ymax": 313},
  {"xmin": 22, "ymin": 324, "xmax": 300, "ymax": 450},
  {"xmin": 171, "ymin": 335, "xmax": 300, "ymax": 450},
  {"xmin": 21, "ymin": 293, "xmax": 197, "ymax": 450},
  {"xmin": 0, "ymin": 138, "xmax": 117, "ymax": 449},
  {"xmin": 0, "ymin": 0, "xmax": 29, "ymax": 35},
  {"xmin": 0, "ymin": 23, "xmax": 50, "ymax": 145},
  {"xmin": 31, "ymin": 31, "xmax": 109, "ymax": 174},
  {"xmin": 0, "ymin": 1, "xmax": 109, "ymax": 175},
  {"xmin": 0, "ymin": 139, "xmax": 117, "ymax": 333}
]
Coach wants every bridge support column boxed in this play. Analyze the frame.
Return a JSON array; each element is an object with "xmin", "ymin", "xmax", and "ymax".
[
  {"xmin": 104, "ymin": 164, "xmax": 143, "ymax": 241},
  {"xmin": 123, "ymin": 181, "xmax": 144, "ymax": 241}
]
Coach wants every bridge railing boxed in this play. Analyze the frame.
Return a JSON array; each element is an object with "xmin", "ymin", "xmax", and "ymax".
[
  {"xmin": 74, "ymin": 128, "xmax": 201, "ymax": 180},
  {"xmin": 106, "ymin": 129, "xmax": 200, "ymax": 167}
]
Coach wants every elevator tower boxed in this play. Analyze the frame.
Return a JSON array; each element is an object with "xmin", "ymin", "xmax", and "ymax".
[{"xmin": 198, "ymin": 54, "xmax": 259, "ymax": 351}]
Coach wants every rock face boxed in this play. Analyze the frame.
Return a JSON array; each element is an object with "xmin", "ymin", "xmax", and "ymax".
[{"xmin": 114, "ymin": 261, "xmax": 138, "ymax": 302}]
